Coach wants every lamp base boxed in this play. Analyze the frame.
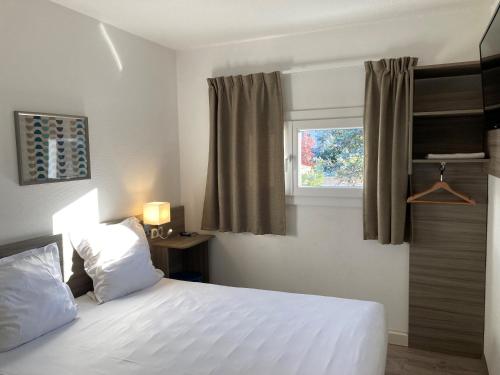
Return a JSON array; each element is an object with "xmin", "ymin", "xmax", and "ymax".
[{"xmin": 143, "ymin": 224, "xmax": 152, "ymax": 237}]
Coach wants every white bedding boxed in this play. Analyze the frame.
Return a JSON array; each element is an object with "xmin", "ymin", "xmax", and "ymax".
[{"xmin": 0, "ymin": 279, "xmax": 387, "ymax": 375}]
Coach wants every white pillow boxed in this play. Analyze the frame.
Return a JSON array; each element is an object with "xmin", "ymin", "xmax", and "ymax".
[
  {"xmin": 0, "ymin": 243, "xmax": 77, "ymax": 352},
  {"xmin": 71, "ymin": 217, "xmax": 163, "ymax": 303}
]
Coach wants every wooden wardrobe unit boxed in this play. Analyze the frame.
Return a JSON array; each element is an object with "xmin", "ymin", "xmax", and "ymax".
[{"xmin": 409, "ymin": 61, "xmax": 488, "ymax": 358}]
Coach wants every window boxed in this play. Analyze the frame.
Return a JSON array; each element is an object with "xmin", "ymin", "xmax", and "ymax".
[
  {"xmin": 285, "ymin": 117, "xmax": 364, "ymax": 198},
  {"xmin": 298, "ymin": 127, "xmax": 363, "ymax": 188}
]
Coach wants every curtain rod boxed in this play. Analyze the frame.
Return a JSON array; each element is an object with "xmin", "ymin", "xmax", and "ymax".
[{"xmin": 281, "ymin": 57, "xmax": 381, "ymax": 74}]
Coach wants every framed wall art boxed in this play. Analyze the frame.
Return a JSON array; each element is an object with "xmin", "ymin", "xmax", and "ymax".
[{"xmin": 14, "ymin": 111, "xmax": 91, "ymax": 185}]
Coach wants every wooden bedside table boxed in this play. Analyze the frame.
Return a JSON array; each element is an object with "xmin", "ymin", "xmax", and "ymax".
[{"xmin": 149, "ymin": 234, "xmax": 213, "ymax": 283}]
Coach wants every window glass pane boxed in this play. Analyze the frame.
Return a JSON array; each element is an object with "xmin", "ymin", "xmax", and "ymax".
[{"xmin": 298, "ymin": 128, "xmax": 363, "ymax": 188}]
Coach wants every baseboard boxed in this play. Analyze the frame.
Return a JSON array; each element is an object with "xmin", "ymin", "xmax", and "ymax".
[
  {"xmin": 482, "ymin": 354, "xmax": 490, "ymax": 375},
  {"xmin": 388, "ymin": 331, "xmax": 408, "ymax": 346}
]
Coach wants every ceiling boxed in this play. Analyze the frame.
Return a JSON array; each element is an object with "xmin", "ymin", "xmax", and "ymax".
[{"xmin": 51, "ymin": 0, "xmax": 491, "ymax": 50}]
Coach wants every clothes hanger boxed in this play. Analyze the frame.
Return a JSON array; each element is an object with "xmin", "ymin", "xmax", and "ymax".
[{"xmin": 407, "ymin": 162, "xmax": 476, "ymax": 206}]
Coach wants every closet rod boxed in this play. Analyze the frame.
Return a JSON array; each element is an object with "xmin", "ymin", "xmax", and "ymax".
[{"xmin": 281, "ymin": 57, "xmax": 381, "ymax": 74}]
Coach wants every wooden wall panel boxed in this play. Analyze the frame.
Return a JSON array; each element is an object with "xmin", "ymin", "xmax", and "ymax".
[
  {"xmin": 409, "ymin": 163, "xmax": 487, "ymax": 358},
  {"xmin": 412, "ymin": 116, "xmax": 485, "ymax": 158},
  {"xmin": 409, "ymin": 63, "xmax": 488, "ymax": 358},
  {"xmin": 414, "ymin": 75, "xmax": 483, "ymax": 112},
  {"xmin": 488, "ymin": 128, "xmax": 500, "ymax": 178}
]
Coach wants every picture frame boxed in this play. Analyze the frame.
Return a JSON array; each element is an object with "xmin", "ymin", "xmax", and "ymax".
[{"xmin": 14, "ymin": 111, "xmax": 91, "ymax": 186}]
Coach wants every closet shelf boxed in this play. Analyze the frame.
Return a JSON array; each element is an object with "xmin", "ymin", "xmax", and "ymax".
[
  {"xmin": 413, "ymin": 61, "xmax": 480, "ymax": 79},
  {"xmin": 413, "ymin": 109, "xmax": 484, "ymax": 118},
  {"xmin": 485, "ymin": 103, "xmax": 500, "ymax": 111},
  {"xmin": 412, "ymin": 158, "xmax": 489, "ymax": 164}
]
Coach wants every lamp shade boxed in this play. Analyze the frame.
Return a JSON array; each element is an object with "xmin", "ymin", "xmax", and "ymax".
[{"xmin": 143, "ymin": 202, "xmax": 171, "ymax": 225}]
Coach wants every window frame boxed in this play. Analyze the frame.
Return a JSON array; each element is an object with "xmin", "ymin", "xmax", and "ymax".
[{"xmin": 285, "ymin": 117, "xmax": 364, "ymax": 198}]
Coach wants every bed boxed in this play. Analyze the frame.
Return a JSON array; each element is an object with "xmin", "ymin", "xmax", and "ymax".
[{"xmin": 0, "ymin": 234, "xmax": 387, "ymax": 375}]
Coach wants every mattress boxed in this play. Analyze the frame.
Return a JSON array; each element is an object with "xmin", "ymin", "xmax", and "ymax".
[{"xmin": 0, "ymin": 279, "xmax": 387, "ymax": 375}]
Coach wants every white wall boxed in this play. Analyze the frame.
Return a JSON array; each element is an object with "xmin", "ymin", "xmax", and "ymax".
[
  {"xmin": 176, "ymin": 3, "xmax": 494, "ymax": 338},
  {"xmin": 0, "ymin": 0, "xmax": 180, "ymax": 244},
  {"xmin": 486, "ymin": 174, "xmax": 500, "ymax": 375}
]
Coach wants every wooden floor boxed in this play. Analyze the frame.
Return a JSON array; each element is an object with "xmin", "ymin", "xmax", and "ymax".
[{"xmin": 386, "ymin": 345, "xmax": 489, "ymax": 375}]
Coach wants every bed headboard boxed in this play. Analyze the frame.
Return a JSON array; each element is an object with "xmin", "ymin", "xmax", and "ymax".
[
  {"xmin": 0, "ymin": 233, "xmax": 64, "ymax": 276},
  {"xmin": 0, "ymin": 206, "xmax": 185, "ymax": 299},
  {"xmin": 0, "ymin": 234, "xmax": 92, "ymax": 298}
]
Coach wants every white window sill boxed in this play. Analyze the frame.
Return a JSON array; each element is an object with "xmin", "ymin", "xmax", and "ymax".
[
  {"xmin": 293, "ymin": 186, "xmax": 362, "ymax": 198},
  {"xmin": 285, "ymin": 194, "xmax": 362, "ymax": 208}
]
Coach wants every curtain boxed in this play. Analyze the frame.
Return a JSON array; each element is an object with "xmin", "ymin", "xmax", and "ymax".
[
  {"xmin": 363, "ymin": 57, "xmax": 418, "ymax": 245},
  {"xmin": 201, "ymin": 72, "xmax": 286, "ymax": 235}
]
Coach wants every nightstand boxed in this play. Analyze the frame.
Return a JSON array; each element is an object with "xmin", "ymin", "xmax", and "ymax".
[{"xmin": 149, "ymin": 234, "xmax": 213, "ymax": 283}]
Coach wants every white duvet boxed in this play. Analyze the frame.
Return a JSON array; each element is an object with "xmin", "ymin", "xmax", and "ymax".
[{"xmin": 0, "ymin": 279, "xmax": 387, "ymax": 375}]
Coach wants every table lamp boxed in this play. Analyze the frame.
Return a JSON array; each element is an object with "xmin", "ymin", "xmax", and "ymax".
[{"xmin": 143, "ymin": 202, "xmax": 171, "ymax": 239}]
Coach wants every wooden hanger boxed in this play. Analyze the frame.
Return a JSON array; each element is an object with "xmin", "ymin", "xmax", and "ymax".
[{"xmin": 407, "ymin": 162, "xmax": 476, "ymax": 206}]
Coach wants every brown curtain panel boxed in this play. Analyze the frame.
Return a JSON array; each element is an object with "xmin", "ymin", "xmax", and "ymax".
[
  {"xmin": 201, "ymin": 72, "xmax": 286, "ymax": 235},
  {"xmin": 363, "ymin": 57, "xmax": 418, "ymax": 245}
]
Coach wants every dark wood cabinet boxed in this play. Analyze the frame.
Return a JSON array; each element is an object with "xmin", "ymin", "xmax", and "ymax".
[
  {"xmin": 409, "ymin": 61, "xmax": 488, "ymax": 358},
  {"xmin": 149, "ymin": 234, "xmax": 213, "ymax": 283}
]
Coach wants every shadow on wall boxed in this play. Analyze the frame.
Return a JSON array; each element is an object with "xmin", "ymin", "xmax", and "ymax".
[
  {"xmin": 286, "ymin": 205, "xmax": 298, "ymax": 236},
  {"xmin": 212, "ymin": 59, "xmax": 294, "ymax": 77},
  {"xmin": 212, "ymin": 55, "xmax": 380, "ymax": 77},
  {"xmin": 210, "ymin": 37, "xmax": 457, "ymax": 80}
]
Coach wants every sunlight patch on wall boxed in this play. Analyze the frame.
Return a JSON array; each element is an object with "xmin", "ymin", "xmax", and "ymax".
[
  {"xmin": 52, "ymin": 188, "xmax": 100, "ymax": 281},
  {"xmin": 100, "ymin": 23, "xmax": 123, "ymax": 72}
]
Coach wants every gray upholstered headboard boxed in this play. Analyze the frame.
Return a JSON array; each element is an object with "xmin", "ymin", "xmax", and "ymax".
[
  {"xmin": 0, "ymin": 234, "xmax": 64, "ymax": 272},
  {"xmin": 0, "ymin": 233, "xmax": 92, "ymax": 298},
  {"xmin": 0, "ymin": 206, "xmax": 185, "ymax": 299}
]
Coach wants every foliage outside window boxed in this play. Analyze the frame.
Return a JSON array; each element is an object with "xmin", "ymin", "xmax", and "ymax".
[{"xmin": 298, "ymin": 128, "xmax": 363, "ymax": 188}]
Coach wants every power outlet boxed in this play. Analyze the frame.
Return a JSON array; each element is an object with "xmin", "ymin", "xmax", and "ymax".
[{"xmin": 151, "ymin": 228, "xmax": 159, "ymax": 239}]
